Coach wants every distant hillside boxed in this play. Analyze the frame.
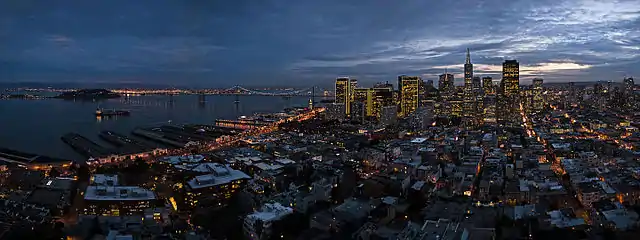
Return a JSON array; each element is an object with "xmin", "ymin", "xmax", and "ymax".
[{"xmin": 53, "ymin": 89, "xmax": 121, "ymax": 100}]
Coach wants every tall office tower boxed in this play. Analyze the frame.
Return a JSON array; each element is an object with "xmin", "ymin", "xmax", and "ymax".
[
  {"xmin": 438, "ymin": 72, "xmax": 455, "ymax": 99},
  {"xmin": 502, "ymin": 60, "xmax": 520, "ymax": 97},
  {"xmin": 335, "ymin": 77, "xmax": 351, "ymax": 115},
  {"xmin": 463, "ymin": 48, "xmax": 475, "ymax": 117},
  {"xmin": 532, "ymin": 78, "xmax": 544, "ymax": 113},
  {"xmin": 354, "ymin": 87, "xmax": 390, "ymax": 119},
  {"xmin": 398, "ymin": 75, "xmax": 421, "ymax": 116},
  {"xmin": 482, "ymin": 77, "xmax": 494, "ymax": 95},
  {"xmin": 502, "ymin": 60, "xmax": 520, "ymax": 124},
  {"xmin": 496, "ymin": 82, "xmax": 508, "ymax": 124},
  {"xmin": 380, "ymin": 105, "xmax": 398, "ymax": 125},
  {"xmin": 350, "ymin": 79, "xmax": 358, "ymax": 103},
  {"xmin": 624, "ymin": 77, "xmax": 635, "ymax": 109},
  {"xmin": 353, "ymin": 88, "xmax": 369, "ymax": 105},
  {"xmin": 624, "ymin": 77, "xmax": 635, "ymax": 94},
  {"xmin": 372, "ymin": 88, "xmax": 394, "ymax": 119},
  {"xmin": 472, "ymin": 76, "xmax": 482, "ymax": 95},
  {"xmin": 483, "ymin": 95, "xmax": 497, "ymax": 124},
  {"xmin": 350, "ymin": 101, "xmax": 365, "ymax": 123}
]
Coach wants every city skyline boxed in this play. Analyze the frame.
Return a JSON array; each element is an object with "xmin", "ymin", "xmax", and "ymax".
[{"xmin": 1, "ymin": 0, "xmax": 639, "ymax": 86}]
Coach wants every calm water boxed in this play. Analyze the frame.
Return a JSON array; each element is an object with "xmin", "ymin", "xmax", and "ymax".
[{"xmin": 0, "ymin": 95, "xmax": 309, "ymax": 160}]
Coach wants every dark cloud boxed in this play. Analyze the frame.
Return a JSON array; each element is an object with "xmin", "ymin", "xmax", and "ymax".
[{"xmin": 0, "ymin": 0, "xmax": 639, "ymax": 85}]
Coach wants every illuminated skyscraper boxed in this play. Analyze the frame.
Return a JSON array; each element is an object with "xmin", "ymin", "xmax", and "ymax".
[
  {"xmin": 532, "ymin": 78, "xmax": 544, "ymax": 113},
  {"xmin": 463, "ymin": 48, "xmax": 474, "ymax": 116},
  {"xmin": 502, "ymin": 60, "xmax": 520, "ymax": 97},
  {"xmin": 335, "ymin": 77, "xmax": 351, "ymax": 115},
  {"xmin": 398, "ymin": 75, "xmax": 421, "ymax": 116},
  {"xmin": 482, "ymin": 77, "xmax": 494, "ymax": 95},
  {"xmin": 350, "ymin": 79, "xmax": 358, "ymax": 102},
  {"xmin": 438, "ymin": 72, "xmax": 455, "ymax": 99}
]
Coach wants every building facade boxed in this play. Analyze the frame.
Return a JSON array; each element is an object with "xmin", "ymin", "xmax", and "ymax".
[
  {"xmin": 398, "ymin": 75, "xmax": 422, "ymax": 117},
  {"xmin": 335, "ymin": 77, "xmax": 351, "ymax": 115}
]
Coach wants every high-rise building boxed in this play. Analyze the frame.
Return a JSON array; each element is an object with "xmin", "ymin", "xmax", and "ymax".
[
  {"xmin": 373, "ymin": 88, "xmax": 394, "ymax": 118},
  {"xmin": 398, "ymin": 75, "xmax": 421, "ymax": 116},
  {"xmin": 472, "ymin": 76, "xmax": 482, "ymax": 95},
  {"xmin": 532, "ymin": 78, "xmax": 544, "ymax": 113},
  {"xmin": 463, "ymin": 49, "xmax": 474, "ymax": 116},
  {"xmin": 335, "ymin": 77, "xmax": 351, "ymax": 115},
  {"xmin": 482, "ymin": 77, "xmax": 494, "ymax": 95},
  {"xmin": 438, "ymin": 72, "xmax": 455, "ymax": 99},
  {"xmin": 624, "ymin": 77, "xmax": 635, "ymax": 94},
  {"xmin": 381, "ymin": 105, "xmax": 398, "ymax": 125},
  {"xmin": 502, "ymin": 60, "xmax": 520, "ymax": 97},
  {"xmin": 350, "ymin": 79, "xmax": 358, "ymax": 103}
]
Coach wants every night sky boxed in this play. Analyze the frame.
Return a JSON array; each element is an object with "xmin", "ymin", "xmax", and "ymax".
[{"xmin": 1, "ymin": 0, "xmax": 639, "ymax": 87}]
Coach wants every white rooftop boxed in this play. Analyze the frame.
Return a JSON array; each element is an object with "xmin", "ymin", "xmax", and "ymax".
[
  {"xmin": 162, "ymin": 155, "xmax": 205, "ymax": 165},
  {"xmin": 174, "ymin": 162, "xmax": 231, "ymax": 173},
  {"xmin": 411, "ymin": 138, "xmax": 427, "ymax": 144},
  {"xmin": 254, "ymin": 162, "xmax": 284, "ymax": 171},
  {"xmin": 275, "ymin": 158, "xmax": 296, "ymax": 165},
  {"xmin": 91, "ymin": 174, "xmax": 119, "ymax": 186},
  {"xmin": 187, "ymin": 166, "xmax": 250, "ymax": 190},
  {"xmin": 246, "ymin": 202, "xmax": 293, "ymax": 222},
  {"xmin": 84, "ymin": 186, "xmax": 155, "ymax": 201}
]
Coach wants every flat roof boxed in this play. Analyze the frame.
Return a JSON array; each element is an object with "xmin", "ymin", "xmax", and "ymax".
[
  {"xmin": 187, "ymin": 166, "xmax": 250, "ymax": 190},
  {"xmin": 411, "ymin": 138, "xmax": 427, "ymax": 144},
  {"xmin": 246, "ymin": 202, "xmax": 293, "ymax": 222},
  {"xmin": 174, "ymin": 162, "xmax": 230, "ymax": 173},
  {"xmin": 161, "ymin": 155, "xmax": 205, "ymax": 165},
  {"xmin": 84, "ymin": 186, "xmax": 155, "ymax": 201},
  {"xmin": 253, "ymin": 162, "xmax": 284, "ymax": 171},
  {"xmin": 91, "ymin": 174, "xmax": 119, "ymax": 186},
  {"xmin": 40, "ymin": 178, "xmax": 74, "ymax": 190}
]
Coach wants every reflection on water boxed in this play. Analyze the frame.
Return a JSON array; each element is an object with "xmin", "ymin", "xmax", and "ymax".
[{"xmin": 0, "ymin": 95, "xmax": 307, "ymax": 160}]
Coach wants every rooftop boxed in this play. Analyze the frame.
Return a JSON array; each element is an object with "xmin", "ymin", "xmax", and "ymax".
[
  {"xmin": 161, "ymin": 155, "xmax": 205, "ymax": 165},
  {"xmin": 245, "ymin": 202, "xmax": 293, "ymax": 223},
  {"xmin": 186, "ymin": 166, "xmax": 250, "ymax": 190},
  {"xmin": 91, "ymin": 174, "xmax": 119, "ymax": 186},
  {"xmin": 84, "ymin": 186, "xmax": 155, "ymax": 201}
]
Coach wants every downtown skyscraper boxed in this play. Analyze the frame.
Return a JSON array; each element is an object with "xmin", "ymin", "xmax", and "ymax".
[
  {"xmin": 463, "ymin": 48, "xmax": 475, "ymax": 117},
  {"xmin": 532, "ymin": 78, "xmax": 544, "ymax": 113},
  {"xmin": 498, "ymin": 60, "xmax": 520, "ymax": 125},
  {"xmin": 398, "ymin": 75, "xmax": 422, "ymax": 117},
  {"xmin": 438, "ymin": 71, "xmax": 455, "ymax": 99},
  {"xmin": 503, "ymin": 60, "xmax": 520, "ymax": 97},
  {"xmin": 335, "ymin": 77, "xmax": 352, "ymax": 115}
]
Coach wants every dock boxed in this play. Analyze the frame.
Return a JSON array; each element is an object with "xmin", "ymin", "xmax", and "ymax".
[
  {"xmin": 131, "ymin": 128, "xmax": 189, "ymax": 148},
  {"xmin": 98, "ymin": 131, "xmax": 154, "ymax": 151},
  {"xmin": 0, "ymin": 147, "xmax": 72, "ymax": 168},
  {"xmin": 61, "ymin": 133, "xmax": 112, "ymax": 158},
  {"xmin": 99, "ymin": 131, "xmax": 151, "ymax": 148},
  {"xmin": 159, "ymin": 125, "xmax": 217, "ymax": 141}
]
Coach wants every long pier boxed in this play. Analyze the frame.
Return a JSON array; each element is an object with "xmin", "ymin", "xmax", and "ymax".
[
  {"xmin": 61, "ymin": 133, "xmax": 112, "ymax": 158},
  {"xmin": 159, "ymin": 125, "xmax": 217, "ymax": 141},
  {"xmin": 131, "ymin": 128, "xmax": 188, "ymax": 148},
  {"xmin": 98, "ymin": 131, "xmax": 154, "ymax": 150}
]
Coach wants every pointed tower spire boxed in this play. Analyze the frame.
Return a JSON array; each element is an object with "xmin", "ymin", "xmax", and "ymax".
[{"xmin": 465, "ymin": 48, "xmax": 471, "ymax": 64}]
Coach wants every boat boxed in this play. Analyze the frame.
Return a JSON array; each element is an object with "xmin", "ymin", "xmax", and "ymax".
[{"xmin": 95, "ymin": 108, "xmax": 130, "ymax": 116}]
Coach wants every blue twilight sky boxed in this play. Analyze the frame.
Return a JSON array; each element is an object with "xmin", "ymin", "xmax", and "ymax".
[{"xmin": 0, "ymin": 0, "xmax": 639, "ymax": 87}]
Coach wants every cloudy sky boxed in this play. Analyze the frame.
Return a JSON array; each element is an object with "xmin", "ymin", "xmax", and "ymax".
[{"xmin": 1, "ymin": 0, "xmax": 639, "ymax": 87}]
